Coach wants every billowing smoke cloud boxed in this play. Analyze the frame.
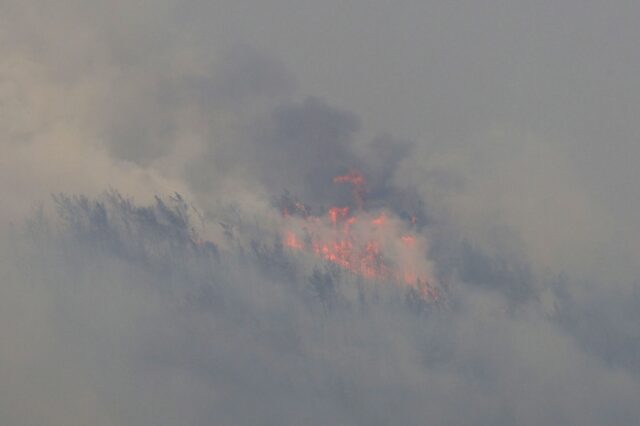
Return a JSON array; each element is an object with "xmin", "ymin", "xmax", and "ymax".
[
  {"xmin": 2, "ymin": 194, "xmax": 640, "ymax": 426},
  {"xmin": 2, "ymin": 1, "xmax": 640, "ymax": 425}
]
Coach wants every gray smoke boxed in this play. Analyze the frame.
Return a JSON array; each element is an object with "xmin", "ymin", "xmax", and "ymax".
[
  {"xmin": 2, "ymin": 1, "xmax": 640, "ymax": 425},
  {"xmin": 2, "ymin": 193, "xmax": 639, "ymax": 426}
]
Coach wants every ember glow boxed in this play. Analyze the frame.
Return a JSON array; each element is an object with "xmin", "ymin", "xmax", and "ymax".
[
  {"xmin": 282, "ymin": 172, "xmax": 439, "ymax": 299},
  {"xmin": 333, "ymin": 170, "xmax": 366, "ymax": 209}
]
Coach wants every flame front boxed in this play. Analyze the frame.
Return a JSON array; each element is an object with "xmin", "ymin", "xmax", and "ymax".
[
  {"xmin": 282, "ymin": 172, "xmax": 439, "ymax": 300},
  {"xmin": 333, "ymin": 170, "xmax": 366, "ymax": 209}
]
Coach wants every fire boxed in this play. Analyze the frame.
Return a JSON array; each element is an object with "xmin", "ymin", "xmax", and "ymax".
[
  {"xmin": 327, "ymin": 206, "xmax": 350, "ymax": 225},
  {"xmin": 283, "ymin": 230, "xmax": 304, "ymax": 250},
  {"xmin": 333, "ymin": 170, "xmax": 365, "ymax": 187},
  {"xmin": 400, "ymin": 235, "xmax": 416, "ymax": 247},
  {"xmin": 333, "ymin": 170, "xmax": 366, "ymax": 209},
  {"xmin": 371, "ymin": 213, "xmax": 388, "ymax": 226},
  {"xmin": 281, "ymin": 171, "xmax": 439, "ymax": 300}
]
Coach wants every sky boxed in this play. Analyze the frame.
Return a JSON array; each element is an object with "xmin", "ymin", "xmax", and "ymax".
[{"xmin": 1, "ymin": 1, "xmax": 640, "ymax": 425}]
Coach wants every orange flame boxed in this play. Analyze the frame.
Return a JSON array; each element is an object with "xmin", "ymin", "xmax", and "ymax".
[
  {"xmin": 280, "ymin": 171, "xmax": 438, "ymax": 300},
  {"xmin": 400, "ymin": 235, "xmax": 416, "ymax": 247},
  {"xmin": 371, "ymin": 213, "xmax": 388, "ymax": 227},
  {"xmin": 283, "ymin": 230, "xmax": 304, "ymax": 250},
  {"xmin": 327, "ymin": 206, "xmax": 350, "ymax": 225},
  {"xmin": 333, "ymin": 170, "xmax": 366, "ymax": 209}
]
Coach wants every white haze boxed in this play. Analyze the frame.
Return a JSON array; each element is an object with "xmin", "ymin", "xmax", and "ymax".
[{"xmin": 1, "ymin": 1, "xmax": 640, "ymax": 425}]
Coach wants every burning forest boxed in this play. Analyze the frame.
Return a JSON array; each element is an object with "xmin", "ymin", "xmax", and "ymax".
[
  {"xmin": 280, "ymin": 170, "xmax": 439, "ymax": 300},
  {"xmin": 4, "ymin": 2, "xmax": 640, "ymax": 424}
]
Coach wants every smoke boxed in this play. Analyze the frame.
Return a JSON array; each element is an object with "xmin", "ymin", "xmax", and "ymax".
[
  {"xmin": 2, "ymin": 194, "xmax": 639, "ymax": 426},
  {"xmin": 2, "ymin": 1, "xmax": 640, "ymax": 425}
]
